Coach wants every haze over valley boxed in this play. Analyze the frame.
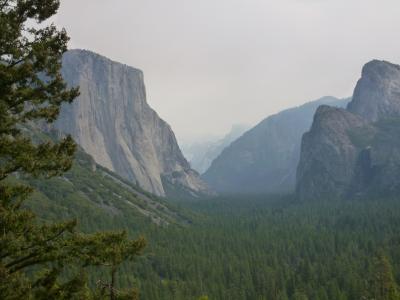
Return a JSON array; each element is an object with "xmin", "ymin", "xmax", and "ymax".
[
  {"xmin": 54, "ymin": 0, "xmax": 400, "ymax": 143},
  {"xmin": 3, "ymin": 1, "xmax": 400, "ymax": 300}
]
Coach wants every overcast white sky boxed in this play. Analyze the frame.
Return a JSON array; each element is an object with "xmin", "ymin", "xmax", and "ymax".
[{"xmin": 55, "ymin": 0, "xmax": 400, "ymax": 143}]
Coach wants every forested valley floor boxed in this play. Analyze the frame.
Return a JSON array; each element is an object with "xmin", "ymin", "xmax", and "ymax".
[{"xmin": 28, "ymin": 184, "xmax": 400, "ymax": 300}]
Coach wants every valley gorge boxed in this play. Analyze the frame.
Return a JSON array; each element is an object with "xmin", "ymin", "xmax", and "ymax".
[
  {"xmin": 52, "ymin": 52, "xmax": 400, "ymax": 202},
  {"xmin": 5, "ymin": 2, "xmax": 400, "ymax": 299},
  {"xmin": 202, "ymin": 96, "xmax": 350, "ymax": 195}
]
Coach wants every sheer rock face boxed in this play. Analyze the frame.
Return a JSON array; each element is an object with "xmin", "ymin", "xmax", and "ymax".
[
  {"xmin": 56, "ymin": 49, "xmax": 210, "ymax": 197},
  {"xmin": 296, "ymin": 106, "xmax": 374, "ymax": 200},
  {"xmin": 297, "ymin": 60, "xmax": 400, "ymax": 200},
  {"xmin": 202, "ymin": 97, "xmax": 349, "ymax": 195}
]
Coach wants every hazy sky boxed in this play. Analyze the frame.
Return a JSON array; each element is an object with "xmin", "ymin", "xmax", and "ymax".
[{"xmin": 55, "ymin": 0, "xmax": 400, "ymax": 143}]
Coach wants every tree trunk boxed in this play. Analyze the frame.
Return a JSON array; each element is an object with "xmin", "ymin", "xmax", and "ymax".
[{"xmin": 110, "ymin": 266, "xmax": 116, "ymax": 300}]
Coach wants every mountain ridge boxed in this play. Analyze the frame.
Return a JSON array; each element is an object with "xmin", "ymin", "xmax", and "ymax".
[{"xmin": 202, "ymin": 96, "xmax": 350, "ymax": 195}]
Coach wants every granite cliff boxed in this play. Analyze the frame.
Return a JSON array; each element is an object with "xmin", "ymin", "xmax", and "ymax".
[
  {"xmin": 55, "ymin": 50, "xmax": 210, "ymax": 198},
  {"xmin": 202, "ymin": 97, "xmax": 349, "ymax": 195},
  {"xmin": 297, "ymin": 60, "xmax": 400, "ymax": 200}
]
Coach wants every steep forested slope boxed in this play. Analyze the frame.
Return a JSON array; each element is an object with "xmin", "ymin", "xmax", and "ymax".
[{"xmin": 19, "ymin": 124, "xmax": 191, "ymax": 229}]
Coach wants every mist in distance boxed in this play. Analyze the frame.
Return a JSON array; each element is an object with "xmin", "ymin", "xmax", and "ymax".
[{"xmin": 55, "ymin": 0, "xmax": 400, "ymax": 143}]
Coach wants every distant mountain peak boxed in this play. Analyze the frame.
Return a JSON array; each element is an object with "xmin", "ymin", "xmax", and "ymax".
[{"xmin": 181, "ymin": 124, "xmax": 250, "ymax": 174}]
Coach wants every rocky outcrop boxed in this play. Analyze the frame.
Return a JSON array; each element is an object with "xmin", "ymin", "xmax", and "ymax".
[
  {"xmin": 348, "ymin": 60, "xmax": 400, "ymax": 122},
  {"xmin": 296, "ymin": 106, "xmax": 375, "ymax": 200},
  {"xmin": 202, "ymin": 97, "xmax": 349, "ymax": 195},
  {"xmin": 297, "ymin": 60, "xmax": 400, "ymax": 200},
  {"xmin": 55, "ymin": 49, "xmax": 210, "ymax": 198}
]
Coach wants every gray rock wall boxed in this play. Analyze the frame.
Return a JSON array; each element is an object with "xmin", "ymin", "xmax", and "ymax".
[
  {"xmin": 297, "ymin": 60, "xmax": 400, "ymax": 200},
  {"xmin": 56, "ymin": 50, "xmax": 210, "ymax": 197}
]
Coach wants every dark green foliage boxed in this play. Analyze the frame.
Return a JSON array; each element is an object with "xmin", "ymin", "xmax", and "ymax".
[
  {"xmin": 0, "ymin": 0, "xmax": 83, "ymax": 297},
  {"xmin": 75, "ymin": 231, "xmax": 146, "ymax": 300},
  {"xmin": 368, "ymin": 253, "xmax": 400, "ymax": 300},
  {"xmin": 0, "ymin": 0, "xmax": 79, "ymax": 181},
  {"xmin": 131, "ymin": 197, "xmax": 400, "ymax": 300},
  {"xmin": 25, "ymin": 140, "xmax": 192, "ymax": 229},
  {"xmin": 0, "ymin": 1, "xmax": 146, "ymax": 298},
  {"xmin": 27, "ymin": 185, "xmax": 400, "ymax": 299}
]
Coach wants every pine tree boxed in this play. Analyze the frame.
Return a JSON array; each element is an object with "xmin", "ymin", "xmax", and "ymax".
[
  {"xmin": 78, "ymin": 231, "xmax": 146, "ymax": 300},
  {"xmin": 0, "ymin": 1, "xmax": 146, "ymax": 299},
  {"xmin": 368, "ymin": 253, "xmax": 400, "ymax": 300}
]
